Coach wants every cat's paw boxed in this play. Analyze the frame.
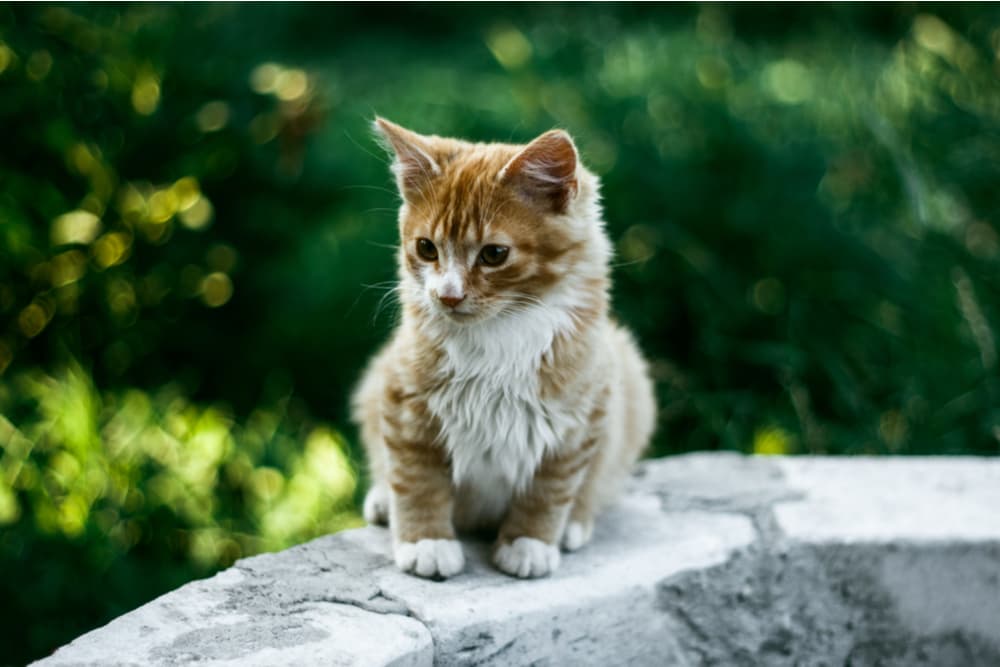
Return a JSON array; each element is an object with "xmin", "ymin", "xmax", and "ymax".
[
  {"xmin": 493, "ymin": 536, "xmax": 561, "ymax": 578},
  {"xmin": 363, "ymin": 485, "xmax": 389, "ymax": 525},
  {"xmin": 394, "ymin": 539, "xmax": 464, "ymax": 579},
  {"xmin": 560, "ymin": 519, "xmax": 594, "ymax": 552}
]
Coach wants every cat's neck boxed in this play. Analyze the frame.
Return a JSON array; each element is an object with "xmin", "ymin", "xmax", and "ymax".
[
  {"xmin": 409, "ymin": 278, "xmax": 604, "ymax": 382},
  {"xmin": 453, "ymin": 296, "xmax": 572, "ymax": 374}
]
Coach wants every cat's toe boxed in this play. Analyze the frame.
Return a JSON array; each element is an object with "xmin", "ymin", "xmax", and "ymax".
[
  {"xmin": 363, "ymin": 485, "xmax": 389, "ymax": 525},
  {"xmin": 494, "ymin": 536, "xmax": 560, "ymax": 578},
  {"xmin": 394, "ymin": 539, "xmax": 464, "ymax": 579},
  {"xmin": 560, "ymin": 519, "xmax": 594, "ymax": 552}
]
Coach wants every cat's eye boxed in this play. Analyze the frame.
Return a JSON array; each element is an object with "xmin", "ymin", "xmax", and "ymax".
[
  {"xmin": 478, "ymin": 245, "xmax": 509, "ymax": 267},
  {"xmin": 416, "ymin": 238, "xmax": 438, "ymax": 262}
]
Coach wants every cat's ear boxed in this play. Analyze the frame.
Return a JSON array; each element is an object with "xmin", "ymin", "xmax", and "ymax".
[
  {"xmin": 373, "ymin": 117, "xmax": 441, "ymax": 200},
  {"xmin": 499, "ymin": 129, "xmax": 578, "ymax": 214}
]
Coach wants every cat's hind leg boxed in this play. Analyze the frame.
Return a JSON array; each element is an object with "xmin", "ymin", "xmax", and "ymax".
[
  {"xmin": 561, "ymin": 330, "xmax": 654, "ymax": 552},
  {"xmin": 363, "ymin": 484, "xmax": 389, "ymax": 525},
  {"xmin": 560, "ymin": 471, "xmax": 598, "ymax": 551},
  {"xmin": 561, "ymin": 514, "xmax": 595, "ymax": 551},
  {"xmin": 558, "ymin": 438, "xmax": 636, "ymax": 552}
]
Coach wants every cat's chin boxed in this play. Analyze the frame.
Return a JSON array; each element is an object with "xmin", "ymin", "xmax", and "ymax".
[{"xmin": 440, "ymin": 310, "xmax": 481, "ymax": 324}]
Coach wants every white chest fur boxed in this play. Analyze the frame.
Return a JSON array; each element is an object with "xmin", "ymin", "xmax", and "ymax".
[{"xmin": 426, "ymin": 305, "xmax": 579, "ymax": 499}]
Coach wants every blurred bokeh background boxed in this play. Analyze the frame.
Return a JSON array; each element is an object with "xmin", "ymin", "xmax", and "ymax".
[{"xmin": 1, "ymin": 3, "xmax": 998, "ymax": 663}]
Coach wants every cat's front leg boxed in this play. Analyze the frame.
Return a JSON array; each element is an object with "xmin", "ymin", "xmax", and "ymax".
[
  {"xmin": 382, "ymin": 396, "xmax": 464, "ymax": 579},
  {"xmin": 493, "ymin": 432, "xmax": 598, "ymax": 578}
]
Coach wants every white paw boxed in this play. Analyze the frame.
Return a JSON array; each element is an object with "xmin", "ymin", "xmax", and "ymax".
[
  {"xmin": 394, "ymin": 539, "xmax": 464, "ymax": 579},
  {"xmin": 494, "ymin": 536, "xmax": 561, "ymax": 578},
  {"xmin": 560, "ymin": 519, "xmax": 594, "ymax": 552},
  {"xmin": 363, "ymin": 485, "xmax": 389, "ymax": 525}
]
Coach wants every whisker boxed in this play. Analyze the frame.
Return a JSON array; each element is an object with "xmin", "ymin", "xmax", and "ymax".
[
  {"xmin": 609, "ymin": 254, "xmax": 654, "ymax": 269},
  {"xmin": 346, "ymin": 279, "xmax": 400, "ymax": 319},
  {"xmin": 366, "ymin": 240, "xmax": 400, "ymax": 251},
  {"xmin": 336, "ymin": 183, "xmax": 399, "ymax": 196},
  {"xmin": 373, "ymin": 288, "xmax": 402, "ymax": 325},
  {"xmin": 360, "ymin": 280, "xmax": 400, "ymax": 291}
]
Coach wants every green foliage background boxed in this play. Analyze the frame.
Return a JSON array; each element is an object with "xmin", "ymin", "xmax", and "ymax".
[{"xmin": 1, "ymin": 4, "xmax": 998, "ymax": 663}]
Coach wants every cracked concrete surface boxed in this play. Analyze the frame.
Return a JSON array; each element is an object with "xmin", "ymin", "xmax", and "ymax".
[{"xmin": 33, "ymin": 454, "xmax": 1000, "ymax": 666}]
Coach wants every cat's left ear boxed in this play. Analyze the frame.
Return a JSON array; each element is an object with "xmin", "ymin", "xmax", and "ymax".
[
  {"xmin": 373, "ymin": 117, "xmax": 441, "ymax": 200},
  {"xmin": 499, "ymin": 129, "xmax": 579, "ymax": 214}
]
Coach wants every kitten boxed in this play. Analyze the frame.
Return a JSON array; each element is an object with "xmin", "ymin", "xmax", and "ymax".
[{"xmin": 351, "ymin": 118, "xmax": 656, "ymax": 579}]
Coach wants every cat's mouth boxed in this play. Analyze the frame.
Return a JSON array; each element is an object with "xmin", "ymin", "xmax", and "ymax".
[{"xmin": 435, "ymin": 304, "xmax": 487, "ymax": 324}]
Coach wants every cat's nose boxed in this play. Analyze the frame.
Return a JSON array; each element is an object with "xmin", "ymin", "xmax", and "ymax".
[{"xmin": 438, "ymin": 294, "xmax": 465, "ymax": 308}]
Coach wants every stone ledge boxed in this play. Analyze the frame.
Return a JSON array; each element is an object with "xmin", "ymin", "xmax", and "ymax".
[{"xmin": 35, "ymin": 454, "xmax": 1000, "ymax": 666}]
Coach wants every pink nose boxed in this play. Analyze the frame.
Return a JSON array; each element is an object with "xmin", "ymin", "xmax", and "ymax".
[{"xmin": 438, "ymin": 294, "xmax": 465, "ymax": 308}]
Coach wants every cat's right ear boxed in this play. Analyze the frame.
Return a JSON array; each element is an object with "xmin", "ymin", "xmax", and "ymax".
[{"xmin": 373, "ymin": 117, "xmax": 440, "ymax": 200}]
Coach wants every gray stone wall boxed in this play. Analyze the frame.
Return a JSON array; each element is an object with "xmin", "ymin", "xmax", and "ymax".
[{"xmin": 35, "ymin": 454, "xmax": 1000, "ymax": 666}]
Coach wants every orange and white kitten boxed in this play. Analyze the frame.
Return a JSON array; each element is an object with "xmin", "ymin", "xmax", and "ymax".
[{"xmin": 352, "ymin": 118, "xmax": 656, "ymax": 579}]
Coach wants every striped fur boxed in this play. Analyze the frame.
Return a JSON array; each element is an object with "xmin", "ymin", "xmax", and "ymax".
[{"xmin": 352, "ymin": 119, "xmax": 656, "ymax": 579}]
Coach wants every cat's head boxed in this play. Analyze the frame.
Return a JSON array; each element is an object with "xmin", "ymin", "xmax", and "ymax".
[{"xmin": 374, "ymin": 118, "xmax": 607, "ymax": 327}]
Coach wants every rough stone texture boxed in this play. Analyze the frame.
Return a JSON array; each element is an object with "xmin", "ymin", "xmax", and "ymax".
[{"xmin": 35, "ymin": 454, "xmax": 1000, "ymax": 666}]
